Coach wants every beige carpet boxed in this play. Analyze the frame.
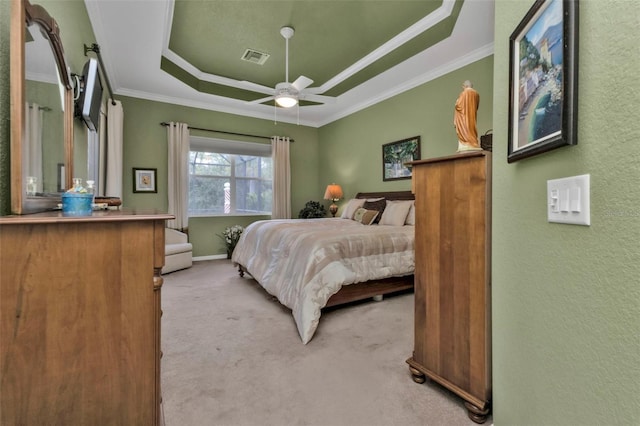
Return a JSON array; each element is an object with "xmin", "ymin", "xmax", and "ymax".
[{"xmin": 161, "ymin": 259, "xmax": 487, "ymax": 426}]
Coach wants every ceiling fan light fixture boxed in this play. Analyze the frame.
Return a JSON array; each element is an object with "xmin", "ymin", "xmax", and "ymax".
[
  {"xmin": 275, "ymin": 94, "xmax": 298, "ymax": 108},
  {"xmin": 245, "ymin": 25, "xmax": 334, "ymax": 109},
  {"xmin": 274, "ymin": 83, "xmax": 298, "ymax": 108}
]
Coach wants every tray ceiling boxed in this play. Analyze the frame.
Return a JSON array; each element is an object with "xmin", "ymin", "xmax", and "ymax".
[{"xmin": 85, "ymin": 0, "xmax": 495, "ymax": 127}]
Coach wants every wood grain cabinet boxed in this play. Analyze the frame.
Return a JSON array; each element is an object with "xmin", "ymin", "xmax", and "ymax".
[
  {"xmin": 0, "ymin": 210, "xmax": 172, "ymax": 425},
  {"xmin": 406, "ymin": 151, "xmax": 492, "ymax": 423}
]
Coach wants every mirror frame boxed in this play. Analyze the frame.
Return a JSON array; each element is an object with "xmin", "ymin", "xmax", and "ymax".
[{"xmin": 10, "ymin": 0, "xmax": 74, "ymax": 214}]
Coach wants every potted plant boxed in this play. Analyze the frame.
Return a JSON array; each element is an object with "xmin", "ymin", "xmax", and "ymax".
[
  {"xmin": 298, "ymin": 200, "xmax": 327, "ymax": 218},
  {"xmin": 219, "ymin": 225, "xmax": 244, "ymax": 259}
]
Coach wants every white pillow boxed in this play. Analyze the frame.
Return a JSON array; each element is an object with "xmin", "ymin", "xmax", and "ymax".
[
  {"xmin": 340, "ymin": 198, "xmax": 366, "ymax": 219},
  {"xmin": 379, "ymin": 200, "xmax": 413, "ymax": 226},
  {"xmin": 405, "ymin": 202, "xmax": 416, "ymax": 226}
]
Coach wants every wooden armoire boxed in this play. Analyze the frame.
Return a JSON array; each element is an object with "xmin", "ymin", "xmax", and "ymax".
[
  {"xmin": 0, "ymin": 210, "xmax": 172, "ymax": 425},
  {"xmin": 406, "ymin": 151, "xmax": 492, "ymax": 423}
]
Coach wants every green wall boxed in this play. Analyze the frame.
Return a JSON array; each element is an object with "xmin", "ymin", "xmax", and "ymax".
[
  {"xmin": 119, "ymin": 96, "xmax": 320, "ymax": 257},
  {"xmin": 122, "ymin": 55, "xmax": 493, "ymax": 257},
  {"xmin": 318, "ymin": 55, "xmax": 494, "ymax": 208},
  {"xmin": 492, "ymin": 1, "xmax": 639, "ymax": 424}
]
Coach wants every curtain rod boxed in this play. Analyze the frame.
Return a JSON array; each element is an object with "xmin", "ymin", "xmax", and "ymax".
[
  {"xmin": 160, "ymin": 122, "xmax": 294, "ymax": 142},
  {"xmin": 84, "ymin": 43, "xmax": 117, "ymax": 106}
]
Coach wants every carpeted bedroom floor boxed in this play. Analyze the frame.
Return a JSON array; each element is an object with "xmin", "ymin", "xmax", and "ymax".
[{"xmin": 161, "ymin": 259, "xmax": 488, "ymax": 426}]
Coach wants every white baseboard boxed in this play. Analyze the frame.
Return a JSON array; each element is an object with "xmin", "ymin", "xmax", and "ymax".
[{"xmin": 193, "ymin": 254, "xmax": 228, "ymax": 262}]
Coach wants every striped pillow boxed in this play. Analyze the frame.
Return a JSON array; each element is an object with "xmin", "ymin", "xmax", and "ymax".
[{"xmin": 353, "ymin": 208, "xmax": 379, "ymax": 225}]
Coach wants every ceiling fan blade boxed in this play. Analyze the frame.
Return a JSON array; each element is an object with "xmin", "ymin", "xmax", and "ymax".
[
  {"xmin": 246, "ymin": 95, "xmax": 276, "ymax": 104},
  {"xmin": 291, "ymin": 75, "xmax": 313, "ymax": 91},
  {"xmin": 301, "ymin": 87, "xmax": 325, "ymax": 94},
  {"xmin": 238, "ymin": 80, "xmax": 276, "ymax": 96},
  {"xmin": 301, "ymin": 93, "xmax": 337, "ymax": 104}
]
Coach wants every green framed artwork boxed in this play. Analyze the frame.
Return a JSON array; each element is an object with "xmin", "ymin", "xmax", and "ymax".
[{"xmin": 382, "ymin": 136, "xmax": 421, "ymax": 181}]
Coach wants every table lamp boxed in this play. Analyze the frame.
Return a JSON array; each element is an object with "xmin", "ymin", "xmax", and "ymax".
[{"xmin": 323, "ymin": 183, "xmax": 343, "ymax": 217}]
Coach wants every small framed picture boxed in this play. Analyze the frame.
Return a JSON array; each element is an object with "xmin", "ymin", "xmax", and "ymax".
[
  {"xmin": 507, "ymin": 0, "xmax": 579, "ymax": 163},
  {"xmin": 382, "ymin": 136, "xmax": 421, "ymax": 181},
  {"xmin": 133, "ymin": 168, "xmax": 157, "ymax": 193}
]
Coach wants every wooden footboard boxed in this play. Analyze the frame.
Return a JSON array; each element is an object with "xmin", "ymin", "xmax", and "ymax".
[
  {"xmin": 324, "ymin": 275, "xmax": 414, "ymax": 308},
  {"xmin": 237, "ymin": 263, "xmax": 413, "ymax": 308}
]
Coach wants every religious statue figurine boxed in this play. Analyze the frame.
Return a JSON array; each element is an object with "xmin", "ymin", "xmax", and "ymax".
[{"xmin": 454, "ymin": 80, "xmax": 482, "ymax": 152}]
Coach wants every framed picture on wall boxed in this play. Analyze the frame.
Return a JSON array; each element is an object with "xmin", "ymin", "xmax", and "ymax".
[
  {"xmin": 133, "ymin": 168, "xmax": 157, "ymax": 193},
  {"xmin": 507, "ymin": 0, "xmax": 579, "ymax": 163},
  {"xmin": 382, "ymin": 136, "xmax": 421, "ymax": 181}
]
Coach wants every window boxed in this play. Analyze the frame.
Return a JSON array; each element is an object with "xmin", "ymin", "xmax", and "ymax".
[{"xmin": 188, "ymin": 137, "xmax": 272, "ymax": 216}]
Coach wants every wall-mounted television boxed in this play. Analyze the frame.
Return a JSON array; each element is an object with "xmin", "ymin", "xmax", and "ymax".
[{"xmin": 75, "ymin": 58, "xmax": 103, "ymax": 132}]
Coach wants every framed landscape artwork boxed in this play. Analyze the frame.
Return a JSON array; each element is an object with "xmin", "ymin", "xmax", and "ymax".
[
  {"xmin": 508, "ymin": 0, "xmax": 578, "ymax": 163},
  {"xmin": 382, "ymin": 136, "xmax": 421, "ymax": 181}
]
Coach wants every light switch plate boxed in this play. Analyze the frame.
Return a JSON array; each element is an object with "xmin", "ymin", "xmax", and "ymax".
[{"xmin": 547, "ymin": 174, "xmax": 590, "ymax": 225}]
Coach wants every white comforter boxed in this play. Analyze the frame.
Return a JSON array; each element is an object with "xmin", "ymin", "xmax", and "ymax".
[{"xmin": 231, "ymin": 218, "xmax": 414, "ymax": 343}]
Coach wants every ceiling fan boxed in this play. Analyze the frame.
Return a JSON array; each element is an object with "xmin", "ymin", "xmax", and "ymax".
[{"xmin": 246, "ymin": 26, "xmax": 336, "ymax": 108}]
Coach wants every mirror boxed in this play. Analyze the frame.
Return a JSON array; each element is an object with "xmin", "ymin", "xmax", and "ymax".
[{"xmin": 11, "ymin": 0, "xmax": 73, "ymax": 214}]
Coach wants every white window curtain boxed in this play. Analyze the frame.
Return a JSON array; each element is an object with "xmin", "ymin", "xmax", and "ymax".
[
  {"xmin": 87, "ymin": 119, "xmax": 100, "ymax": 191},
  {"xmin": 271, "ymin": 136, "xmax": 291, "ymax": 219},
  {"xmin": 106, "ymin": 99, "xmax": 123, "ymax": 198},
  {"xmin": 25, "ymin": 103, "xmax": 43, "ymax": 193},
  {"xmin": 97, "ymin": 108, "xmax": 107, "ymax": 196},
  {"xmin": 167, "ymin": 122, "xmax": 190, "ymax": 231}
]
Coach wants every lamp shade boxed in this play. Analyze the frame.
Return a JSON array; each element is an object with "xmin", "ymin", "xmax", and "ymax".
[{"xmin": 323, "ymin": 184, "xmax": 343, "ymax": 201}]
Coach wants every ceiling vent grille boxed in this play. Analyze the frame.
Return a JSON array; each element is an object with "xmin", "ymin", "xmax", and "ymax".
[{"xmin": 241, "ymin": 49, "xmax": 270, "ymax": 65}]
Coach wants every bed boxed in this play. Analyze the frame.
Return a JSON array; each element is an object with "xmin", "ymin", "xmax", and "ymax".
[{"xmin": 231, "ymin": 191, "xmax": 415, "ymax": 344}]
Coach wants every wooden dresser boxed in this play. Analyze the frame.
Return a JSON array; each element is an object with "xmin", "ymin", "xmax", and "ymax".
[
  {"xmin": 406, "ymin": 151, "xmax": 492, "ymax": 423},
  {"xmin": 0, "ymin": 210, "xmax": 172, "ymax": 425}
]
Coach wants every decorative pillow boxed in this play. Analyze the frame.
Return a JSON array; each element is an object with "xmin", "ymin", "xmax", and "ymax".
[
  {"xmin": 362, "ymin": 199, "xmax": 386, "ymax": 223},
  {"xmin": 405, "ymin": 201, "xmax": 416, "ymax": 226},
  {"xmin": 340, "ymin": 198, "xmax": 366, "ymax": 219},
  {"xmin": 352, "ymin": 207, "xmax": 379, "ymax": 225},
  {"xmin": 379, "ymin": 200, "xmax": 413, "ymax": 226}
]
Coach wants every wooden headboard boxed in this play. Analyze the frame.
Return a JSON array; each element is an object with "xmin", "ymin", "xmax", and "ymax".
[{"xmin": 355, "ymin": 190, "xmax": 414, "ymax": 201}]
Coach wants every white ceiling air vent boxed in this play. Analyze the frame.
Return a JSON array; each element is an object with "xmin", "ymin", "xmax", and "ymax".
[{"xmin": 241, "ymin": 49, "xmax": 270, "ymax": 65}]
